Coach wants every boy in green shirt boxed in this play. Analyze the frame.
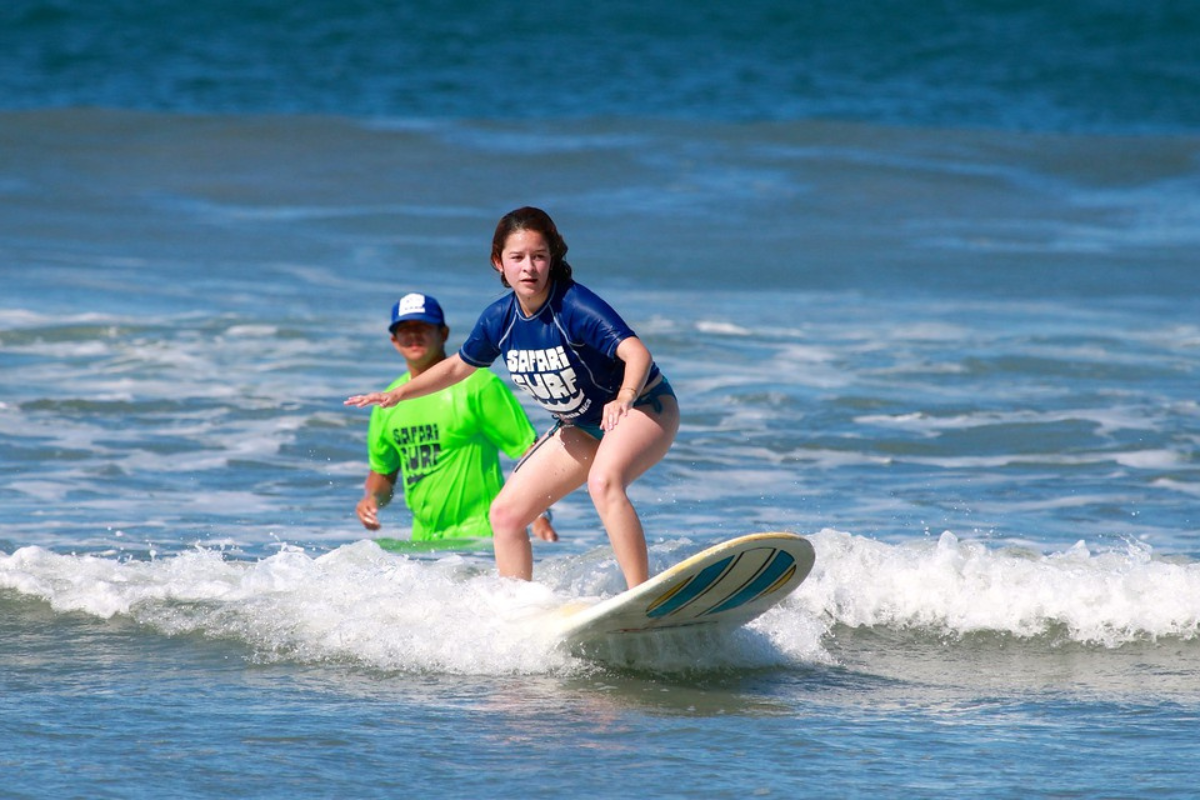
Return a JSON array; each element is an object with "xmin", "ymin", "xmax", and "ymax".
[{"xmin": 356, "ymin": 293, "xmax": 557, "ymax": 543}]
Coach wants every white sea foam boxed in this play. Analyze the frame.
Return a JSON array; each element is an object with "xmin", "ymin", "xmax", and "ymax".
[
  {"xmin": 0, "ymin": 309, "xmax": 122, "ymax": 328},
  {"xmin": 855, "ymin": 407, "xmax": 1161, "ymax": 437},
  {"xmin": 800, "ymin": 529, "xmax": 1200, "ymax": 647},
  {"xmin": 4, "ymin": 531, "xmax": 1197, "ymax": 679},
  {"xmin": 0, "ymin": 542, "xmax": 572, "ymax": 674},
  {"xmin": 0, "ymin": 538, "xmax": 825, "ymax": 674},
  {"xmin": 1152, "ymin": 478, "xmax": 1200, "ymax": 497},
  {"xmin": 694, "ymin": 320, "xmax": 752, "ymax": 336}
]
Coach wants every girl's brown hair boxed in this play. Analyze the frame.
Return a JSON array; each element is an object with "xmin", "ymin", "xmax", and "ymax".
[{"xmin": 490, "ymin": 206, "xmax": 574, "ymax": 287}]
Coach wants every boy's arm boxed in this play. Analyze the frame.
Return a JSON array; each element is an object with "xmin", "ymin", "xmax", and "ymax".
[{"xmin": 356, "ymin": 470, "xmax": 397, "ymax": 531}]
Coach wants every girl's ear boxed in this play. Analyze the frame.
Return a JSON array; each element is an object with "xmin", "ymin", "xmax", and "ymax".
[{"xmin": 491, "ymin": 257, "xmax": 509, "ymax": 287}]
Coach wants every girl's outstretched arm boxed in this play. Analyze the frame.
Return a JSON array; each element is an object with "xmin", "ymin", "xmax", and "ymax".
[{"xmin": 345, "ymin": 353, "xmax": 477, "ymax": 408}]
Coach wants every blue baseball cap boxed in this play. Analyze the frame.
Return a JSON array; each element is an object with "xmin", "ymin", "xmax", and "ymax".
[{"xmin": 389, "ymin": 293, "xmax": 445, "ymax": 331}]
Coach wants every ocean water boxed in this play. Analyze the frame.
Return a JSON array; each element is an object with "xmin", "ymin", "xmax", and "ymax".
[{"xmin": 3, "ymin": 2, "xmax": 1200, "ymax": 798}]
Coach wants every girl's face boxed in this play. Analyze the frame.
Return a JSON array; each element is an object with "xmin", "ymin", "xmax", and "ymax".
[{"xmin": 493, "ymin": 228, "xmax": 553, "ymax": 314}]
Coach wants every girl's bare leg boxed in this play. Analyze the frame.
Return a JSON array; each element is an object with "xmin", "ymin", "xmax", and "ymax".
[
  {"xmin": 587, "ymin": 396, "xmax": 680, "ymax": 588},
  {"xmin": 488, "ymin": 427, "xmax": 595, "ymax": 580}
]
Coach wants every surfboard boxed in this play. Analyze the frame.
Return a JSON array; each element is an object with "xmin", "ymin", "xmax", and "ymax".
[{"xmin": 556, "ymin": 532, "xmax": 815, "ymax": 649}]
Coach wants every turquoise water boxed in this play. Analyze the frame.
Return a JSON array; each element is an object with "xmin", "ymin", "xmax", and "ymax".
[{"xmin": 2, "ymin": 2, "xmax": 1200, "ymax": 798}]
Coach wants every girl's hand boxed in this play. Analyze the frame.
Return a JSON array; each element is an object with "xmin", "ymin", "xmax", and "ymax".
[
  {"xmin": 344, "ymin": 390, "xmax": 400, "ymax": 408},
  {"xmin": 601, "ymin": 390, "xmax": 636, "ymax": 431}
]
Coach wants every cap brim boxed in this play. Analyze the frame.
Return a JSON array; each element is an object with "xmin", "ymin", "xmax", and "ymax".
[{"xmin": 389, "ymin": 315, "xmax": 444, "ymax": 330}]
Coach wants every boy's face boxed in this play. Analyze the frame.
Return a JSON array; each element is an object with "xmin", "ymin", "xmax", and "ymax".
[{"xmin": 390, "ymin": 321, "xmax": 448, "ymax": 368}]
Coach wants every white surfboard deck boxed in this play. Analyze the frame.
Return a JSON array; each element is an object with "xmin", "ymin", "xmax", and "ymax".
[{"xmin": 556, "ymin": 532, "xmax": 815, "ymax": 648}]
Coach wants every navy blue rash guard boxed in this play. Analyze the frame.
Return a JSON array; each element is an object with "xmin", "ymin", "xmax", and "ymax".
[{"xmin": 459, "ymin": 280, "xmax": 661, "ymax": 428}]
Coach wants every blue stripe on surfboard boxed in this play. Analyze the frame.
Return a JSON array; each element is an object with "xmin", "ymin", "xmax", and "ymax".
[
  {"xmin": 645, "ymin": 555, "xmax": 735, "ymax": 618},
  {"xmin": 703, "ymin": 549, "xmax": 797, "ymax": 616}
]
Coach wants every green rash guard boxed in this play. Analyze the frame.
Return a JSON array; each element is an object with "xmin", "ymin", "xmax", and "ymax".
[{"xmin": 366, "ymin": 368, "xmax": 537, "ymax": 540}]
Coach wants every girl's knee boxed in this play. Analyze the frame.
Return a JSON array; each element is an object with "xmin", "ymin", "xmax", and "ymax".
[
  {"xmin": 587, "ymin": 468, "xmax": 626, "ymax": 507},
  {"xmin": 489, "ymin": 498, "xmax": 527, "ymax": 538}
]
